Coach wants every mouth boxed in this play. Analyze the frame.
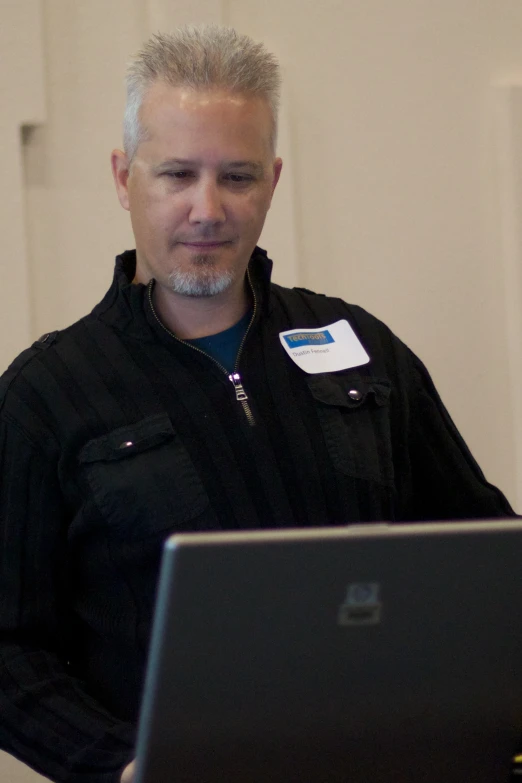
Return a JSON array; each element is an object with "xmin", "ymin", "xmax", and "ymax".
[{"xmin": 180, "ymin": 240, "xmax": 232, "ymax": 250}]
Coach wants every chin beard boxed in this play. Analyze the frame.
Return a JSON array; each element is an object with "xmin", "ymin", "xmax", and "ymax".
[{"xmin": 167, "ymin": 255, "xmax": 235, "ymax": 297}]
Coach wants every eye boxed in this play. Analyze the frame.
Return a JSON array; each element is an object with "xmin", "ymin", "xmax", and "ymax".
[
  {"xmin": 163, "ymin": 171, "xmax": 193, "ymax": 180},
  {"xmin": 224, "ymin": 173, "xmax": 254, "ymax": 185}
]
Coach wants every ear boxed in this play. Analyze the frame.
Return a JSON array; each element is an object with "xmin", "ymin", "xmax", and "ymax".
[
  {"xmin": 111, "ymin": 149, "xmax": 131, "ymax": 211},
  {"xmin": 270, "ymin": 157, "xmax": 283, "ymax": 199}
]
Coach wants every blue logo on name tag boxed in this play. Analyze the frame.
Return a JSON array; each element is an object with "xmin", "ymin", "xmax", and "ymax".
[{"xmin": 284, "ymin": 330, "xmax": 334, "ymax": 348}]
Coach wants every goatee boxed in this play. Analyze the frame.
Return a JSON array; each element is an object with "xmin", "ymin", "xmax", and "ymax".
[{"xmin": 167, "ymin": 256, "xmax": 234, "ymax": 297}]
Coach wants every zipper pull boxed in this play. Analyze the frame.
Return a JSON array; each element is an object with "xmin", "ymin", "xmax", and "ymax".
[
  {"xmin": 229, "ymin": 372, "xmax": 248, "ymax": 401},
  {"xmin": 228, "ymin": 372, "xmax": 256, "ymax": 426}
]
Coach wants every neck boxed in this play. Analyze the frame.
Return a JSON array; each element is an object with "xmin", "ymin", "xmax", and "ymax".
[{"xmin": 151, "ymin": 276, "xmax": 251, "ymax": 340}]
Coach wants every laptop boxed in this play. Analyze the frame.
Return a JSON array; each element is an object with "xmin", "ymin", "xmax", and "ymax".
[{"xmin": 134, "ymin": 520, "xmax": 522, "ymax": 783}]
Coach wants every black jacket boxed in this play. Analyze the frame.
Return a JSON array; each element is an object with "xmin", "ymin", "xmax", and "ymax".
[{"xmin": 0, "ymin": 248, "xmax": 513, "ymax": 782}]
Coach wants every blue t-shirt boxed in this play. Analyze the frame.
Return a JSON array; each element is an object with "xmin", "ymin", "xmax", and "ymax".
[{"xmin": 185, "ymin": 309, "xmax": 252, "ymax": 373}]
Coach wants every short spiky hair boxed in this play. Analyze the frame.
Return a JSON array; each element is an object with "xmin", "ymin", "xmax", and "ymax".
[{"xmin": 123, "ymin": 24, "xmax": 281, "ymax": 161}]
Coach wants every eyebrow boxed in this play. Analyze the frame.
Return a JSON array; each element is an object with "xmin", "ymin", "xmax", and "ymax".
[{"xmin": 154, "ymin": 158, "xmax": 265, "ymax": 174}]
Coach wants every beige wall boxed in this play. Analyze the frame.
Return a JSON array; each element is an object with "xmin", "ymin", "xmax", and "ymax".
[
  {"xmin": 3, "ymin": 0, "xmax": 522, "ymax": 778},
  {"xmin": 1, "ymin": 0, "xmax": 46, "ymax": 369}
]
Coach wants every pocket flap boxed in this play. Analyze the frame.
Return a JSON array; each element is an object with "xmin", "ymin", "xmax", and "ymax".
[
  {"xmin": 307, "ymin": 375, "xmax": 391, "ymax": 409},
  {"xmin": 78, "ymin": 413, "xmax": 175, "ymax": 464}
]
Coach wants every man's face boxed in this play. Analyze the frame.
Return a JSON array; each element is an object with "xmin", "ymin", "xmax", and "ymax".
[{"xmin": 112, "ymin": 82, "xmax": 282, "ymax": 297}]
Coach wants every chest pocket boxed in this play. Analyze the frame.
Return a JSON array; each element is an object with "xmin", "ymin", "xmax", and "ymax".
[
  {"xmin": 307, "ymin": 374, "xmax": 394, "ymax": 486},
  {"xmin": 77, "ymin": 413, "xmax": 210, "ymax": 539}
]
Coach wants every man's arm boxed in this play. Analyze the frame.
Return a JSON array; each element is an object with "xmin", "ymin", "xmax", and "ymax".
[
  {"xmin": 0, "ymin": 415, "xmax": 135, "ymax": 782},
  {"xmin": 404, "ymin": 352, "xmax": 515, "ymax": 521}
]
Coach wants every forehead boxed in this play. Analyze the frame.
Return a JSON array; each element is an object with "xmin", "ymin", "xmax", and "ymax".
[{"xmin": 138, "ymin": 82, "xmax": 273, "ymax": 158}]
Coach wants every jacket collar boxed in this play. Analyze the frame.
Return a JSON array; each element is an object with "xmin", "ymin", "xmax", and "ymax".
[{"xmin": 91, "ymin": 246, "xmax": 274, "ymax": 341}]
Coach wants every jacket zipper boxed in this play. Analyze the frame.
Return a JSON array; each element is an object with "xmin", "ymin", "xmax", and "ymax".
[{"xmin": 147, "ymin": 271, "xmax": 257, "ymax": 426}]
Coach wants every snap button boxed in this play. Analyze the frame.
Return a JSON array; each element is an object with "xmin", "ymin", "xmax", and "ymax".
[
  {"xmin": 348, "ymin": 389, "xmax": 362, "ymax": 401},
  {"xmin": 118, "ymin": 441, "xmax": 134, "ymax": 449},
  {"xmin": 36, "ymin": 330, "xmax": 58, "ymax": 347}
]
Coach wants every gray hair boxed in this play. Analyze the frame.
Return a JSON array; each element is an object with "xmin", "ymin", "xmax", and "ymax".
[{"xmin": 123, "ymin": 24, "xmax": 281, "ymax": 162}]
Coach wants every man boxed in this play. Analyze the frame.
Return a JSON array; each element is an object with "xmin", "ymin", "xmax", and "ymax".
[{"xmin": 0, "ymin": 24, "xmax": 513, "ymax": 783}]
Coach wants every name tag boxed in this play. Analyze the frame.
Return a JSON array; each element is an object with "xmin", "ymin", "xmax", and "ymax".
[{"xmin": 279, "ymin": 320, "xmax": 370, "ymax": 374}]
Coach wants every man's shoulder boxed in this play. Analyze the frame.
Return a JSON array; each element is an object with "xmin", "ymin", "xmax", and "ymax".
[
  {"xmin": 270, "ymin": 282, "xmax": 395, "ymax": 336},
  {"xmin": 0, "ymin": 315, "xmax": 97, "ymax": 411},
  {"xmin": 268, "ymin": 281, "xmax": 416, "ymax": 377},
  {"xmin": 270, "ymin": 281, "xmax": 368, "ymax": 313}
]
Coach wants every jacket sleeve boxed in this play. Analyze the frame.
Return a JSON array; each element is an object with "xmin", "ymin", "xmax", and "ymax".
[
  {"xmin": 403, "ymin": 353, "xmax": 515, "ymax": 521},
  {"xmin": 0, "ymin": 415, "xmax": 135, "ymax": 782}
]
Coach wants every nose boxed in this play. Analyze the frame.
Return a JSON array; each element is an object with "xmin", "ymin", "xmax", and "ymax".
[{"xmin": 188, "ymin": 177, "xmax": 226, "ymax": 226}]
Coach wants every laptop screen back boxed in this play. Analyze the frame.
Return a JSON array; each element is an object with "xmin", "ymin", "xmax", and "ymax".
[{"xmin": 134, "ymin": 521, "xmax": 522, "ymax": 783}]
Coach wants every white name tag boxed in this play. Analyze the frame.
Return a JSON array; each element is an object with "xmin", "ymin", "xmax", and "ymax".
[{"xmin": 279, "ymin": 320, "xmax": 370, "ymax": 374}]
